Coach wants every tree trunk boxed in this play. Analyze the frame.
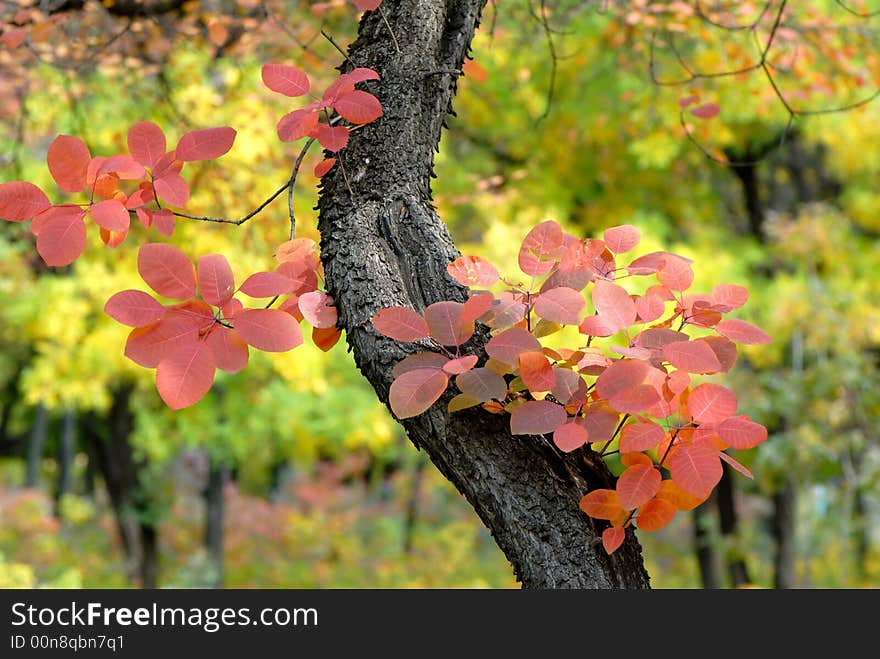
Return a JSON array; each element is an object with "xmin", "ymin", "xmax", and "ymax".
[
  {"xmin": 693, "ymin": 497, "xmax": 723, "ymax": 589},
  {"xmin": 204, "ymin": 456, "xmax": 226, "ymax": 588},
  {"xmin": 83, "ymin": 384, "xmax": 160, "ymax": 588},
  {"xmin": 716, "ymin": 464, "xmax": 751, "ymax": 587},
  {"xmin": 771, "ymin": 477, "xmax": 797, "ymax": 589},
  {"xmin": 53, "ymin": 408, "xmax": 77, "ymax": 517},
  {"xmin": 24, "ymin": 403, "xmax": 49, "ymax": 488},
  {"xmin": 316, "ymin": 0, "xmax": 650, "ymax": 588}
]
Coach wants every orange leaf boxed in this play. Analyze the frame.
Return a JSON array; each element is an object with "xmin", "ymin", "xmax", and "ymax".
[
  {"xmin": 636, "ymin": 498, "xmax": 676, "ymax": 531},
  {"xmin": 602, "ymin": 527, "xmax": 626, "ymax": 554},
  {"xmin": 156, "ymin": 340, "xmax": 216, "ymax": 410},
  {"xmin": 47, "ymin": 135, "xmax": 91, "ymax": 193},
  {"xmin": 616, "ymin": 464, "xmax": 661, "ymax": 510},
  {"xmin": 579, "ymin": 489, "xmax": 623, "ymax": 520}
]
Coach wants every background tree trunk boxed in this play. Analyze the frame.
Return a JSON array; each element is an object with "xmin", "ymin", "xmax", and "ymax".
[{"xmin": 316, "ymin": 0, "xmax": 650, "ymax": 588}]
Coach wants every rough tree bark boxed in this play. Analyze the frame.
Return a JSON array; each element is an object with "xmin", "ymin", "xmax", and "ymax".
[{"xmin": 316, "ymin": 0, "xmax": 650, "ymax": 588}]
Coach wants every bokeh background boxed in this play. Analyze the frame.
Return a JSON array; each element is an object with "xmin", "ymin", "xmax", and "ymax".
[{"xmin": 1, "ymin": 1, "xmax": 878, "ymax": 588}]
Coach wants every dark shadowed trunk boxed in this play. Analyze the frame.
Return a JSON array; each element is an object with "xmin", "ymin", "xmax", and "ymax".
[
  {"xmin": 82, "ymin": 385, "xmax": 159, "ymax": 588},
  {"xmin": 316, "ymin": 0, "xmax": 650, "ymax": 588},
  {"xmin": 693, "ymin": 498, "xmax": 723, "ymax": 589},
  {"xmin": 771, "ymin": 477, "xmax": 797, "ymax": 589},
  {"xmin": 204, "ymin": 456, "xmax": 227, "ymax": 588},
  {"xmin": 53, "ymin": 409, "xmax": 77, "ymax": 517},
  {"xmin": 717, "ymin": 464, "xmax": 751, "ymax": 587},
  {"xmin": 24, "ymin": 403, "xmax": 49, "ymax": 488}
]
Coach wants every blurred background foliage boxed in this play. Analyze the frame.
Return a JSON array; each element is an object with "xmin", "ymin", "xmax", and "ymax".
[{"xmin": 0, "ymin": 0, "xmax": 878, "ymax": 588}]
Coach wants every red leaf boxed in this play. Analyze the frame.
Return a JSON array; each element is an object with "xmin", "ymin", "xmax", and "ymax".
[
  {"xmin": 579, "ymin": 403, "xmax": 621, "ymax": 443},
  {"xmin": 233, "ymin": 308, "xmax": 303, "ymax": 352},
  {"xmin": 197, "ymin": 254, "xmax": 235, "ymax": 308},
  {"xmin": 716, "ymin": 318, "xmax": 772, "ymax": 345},
  {"xmin": 392, "ymin": 352, "xmax": 449, "ymax": 378},
  {"xmin": 610, "ymin": 384, "xmax": 661, "ymax": 415},
  {"xmin": 90, "ymin": 199, "xmax": 130, "ymax": 232},
  {"xmin": 657, "ymin": 254, "xmax": 694, "ymax": 291},
  {"xmin": 312, "ymin": 325, "xmax": 343, "ymax": 352},
  {"xmin": 137, "ymin": 243, "xmax": 197, "ymax": 300},
  {"xmin": 314, "ymin": 158, "xmax": 337, "ymax": 177},
  {"xmin": 717, "ymin": 415, "xmax": 768, "ymax": 450},
  {"xmin": 299, "ymin": 290, "xmax": 337, "ymax": 328},
  {"xmin": 36, "ymin": 210, "xmax": 87, "ymax": 266},
  {"xmin": 332, "ymin": 90, "xmax": 383, "ymax": 124},
  {"xmin": 479, "ymin": 295, "xmax": 527, "ymax": 329},
  {"xmin": 261, "ymin": 63, "xmax": 310, "ymax": 97},
  {"xmin": 124, "ymin": 315, "xmax": 203, "ymax": 368},
  {"xmin": 691, "ymin": 102, "xmax": 720, "ymax": 119},
  {"xmin": 678, "ymin": 94, "xmax": 700, "ymax": 108},
  {"xmin": 353, "ymin": 0, "xmax": 382, "ymax": 9},
  {"xmin": 688, "ymin": 383, "xmax": 737, "ymax": 424},
  {"xmin": 485, "ymin": 326, "xmax": 542, "ymax": 366},
  {"xmin": 666, "ymin": 369, "xmax": 690, "ymax": 394},
  {"xmin": 533, "ymin": 286, "xmax": 585, "ymax": 325},
  {"xmin": 602, "ymin": 527, "xmax": 626, "ymax": 554},
  {"xmin": 153, "ymin": 173, "xmax": 190, "ymax": 207},
  {"xmin": 128, "ymin": 121, "xmax": 167, "ymax": 168},
  {"xmin": 518, "ymin": 219, "xmax": 564, "ymax": 276},
  {"xmin": 603, "ymin": 224, "xmax": 640, "ymax": 253},
  {"xmin": 519, "ymin": 351, "xmax": 555, "ymax": 392},
  {"xmin": 47, "ymin": 135, "xmax": 91, "ymax": 193},
  {"xmin": 553, "ymin": 422, "xmax": 589, "ymax": 452},
  {"xmin": 0, "ymin": 181, "xmax": 51, "ymax": 222},
  {"xmin": 175, "ymin": 127, "xmax": 236, "ymax": 161},
  {"xmin": 710, "ymin": 284, "xmax": 748, "ymax": 312},
  {"xmin": 372, "ymin": 307, "xmax": 430, "ymax": 342},
  {"xmin": 636, "ymin": 498, "xmax": 676, "ymax": 531},
  {"xmin": 104, "ymin": 289, "xmax": 167, "ymax": 327},
  {"xmin": 580, "ymin": 489, "xmax": 624, "ymax": 520},
  {"xmin": 455, "ymin": 367, "xmax": 507, "ymax": 402},
  {"xmin": 719, "ymin": 452, "xmax": 754, "ymax": 479},
  {"xmin": 205, "ymin": 326, "xmax": 249, "ymax": 373},
  {"xmin": 461, "ymin": 292, "xmax": 494, "ymax": 324},
  {"xmin": 447, "ymin": 255, "xmax": 500, "ymax": 287},
  {"xmin": 617, "ymin": 464, "xmax": 661, "ymax": 510},
  {"xmin": 388, "ymin": 368, "xmax": 448, "ymax": 419},
  {"xmin": 551, "ymin": 368, "xmax": 586, "ymax": 404},
  {"xmin": 702, "ymin": 335, "xmax": 739, "ymax": 372},
  {"xmin": 443, "ymin": 355, "xmax": 478, "ymax": 375},
  {"xmin": 668, "ymin": 442, "xmax": 723, "ymax": 498},
  {"xmin": 313, "ymin": 124, "xmax": 349, "ymax": 152},
  {"xmin": 592, "ymin": 280, "xmax": 636, "ymax": 332},
  {"xmin": 510, "ymin": 400, "xmax": 567, "ymax": 435},
  {"xmin": 322, "ymin": 68, "xmax": 380, "ymax": 105},
  {"xmin": 156, "ymin": 340, "xmax": 216, "ymax": 409},
  {"xmin": 619, "ymin": 420, "xmax": 665, "ymax": 453},
  {"xmin": 424, "ymin": 300, "xmax": 473, "ymax": 346},
  {"xmin": 595, "ymin": 359, "xmax": 651, "ymax": 399},
  {"xmin": 97, "ymin": 155, "xmax": 146, "ymax": 180},
  {"xmin": 277, "ymin": 108, "xmax": 320, "ymax": 143},
  {"xmin": 238, "ymin": 271, "xmax": 297, "ymax": 298},
  {"xmin": 662, "ymin": 339, "xmax": 722, "ymax": 374},
  {"xmin": 578, "ymin": 314, "xmax": 619, "ymax": 338}
]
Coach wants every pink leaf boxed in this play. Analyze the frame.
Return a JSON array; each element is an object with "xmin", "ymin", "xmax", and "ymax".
[
  {"xmin": 518, "ymin": 219, "xmax": 564, "ymax": 276},
  {"xmin": 662, "ymin": 339, "xmax": 722, "ymax": 374},
  {"xmin": 455, "ymin": 367, "xmax": 507, "ymax": 402},
  {"xmin": 298, "ymin": 290, "xmax": 338, "ymax": 328},
  {"xmin": 461, "ymin": 292, "xmax": 494, "ymax": 324},
  {"xmin": 153, "ymin": 173, "xmax": 190, "ymax": 207},
  {"xmin": 619, "ymin": 420, "xmax": 665, "ymax": 453},
  {"xmin": 592, "ymin": 280, "xmax": 636, "ymax": 332},
  {"xmin": 104, "ymin": 290, "xmax": 167, "ymax": 327},
  {"xmin": 717, "ymin": 415, "xmax": 768, "ymax": 450},
  {"xmin": 688, "ymin": 383, "xmax": 737, "ymax": 424},
  {"xmin": 124, "ymin": 315, "xmax": 203, "ymax": 368},
  {"xmin": 553, "ymin": 422, "xmax": 589, "ymax": 452},
  {"xmin": 602, "ymin": 527, "xmax": 626, "ymax": 555},
  {"xmin": 392, "ymin": 352, "xmax": 449, "ymax": 378},
  {"xmin": 710, "ymin": 284, "xmax": 749, "ymax": 312},
  {"xmin": 137, "ymin": 243, "xmax": 197, "ymax": 300},
  {"xmin": 509, "ymin": 400, "xmax": 567, "ymax": 435},
  {"xmin": 277, "ymin": 108, "xmax": 320, "ymax": 142},
  {"xmin": 233, "ymin": 308, "xmax": 303, "ymax": 352},
  {"xmin": 657, "ymin": 254, "xmax": 694, "ymax": 291},
  {"xmin": 691, "ymin": 102, "xmax": 720, "ymax": 119},
  {"xmin": 668, "ymin": 443, "xmax": 722, "ymax": 498},
  {"xmin": 533, "ymin": 286, "xmax": 585, "ymax": 325},
  {"xmin": 314, "ymin": 158, "xmax": 337, "ymax": 177},
  {"xmin": 388, "ymin": 368, "xmax": 448, "ymax": 419},
  {"xmin": 128, "ymin": 121, "xmax": 167, "ymax": 168},
  {"xmin": 603, "ymin": 224, "xmax": 641, "ymax": 253},
  {"xmin": 205, "ymin": 326, "xmax": 249, "ymax": 374},
  {"xmin": 353, "ymin": 0, "xmax": 382, "ymax": 10},
  {"xmin": 519, "ymin": 351, "xmax": 556, "ymax": 392},
  {"xmin": 443, "ymin": 355, "xmax": 478, "ymax": 375},
  {"xmin": 424, "ymin": 300, "xmax": 473, "ymax": 346},
  {"xmin": 47, "ymin": 135, "xmax": 91, "ymax": 193},
  {"xmin": 175, "ymin": 127, "xmax": 236, "ymax": 161},
  {"xmin": 35, "ymin": 210, "xmax": 87, "ymax": 266},
  {"xmin": 485, "ymin": 326, "xmax": 542, "ymax": 366},
  {"xmin": 372, "ymin": 307, "xmax": 430, "ymax": 342},
  {"xmin": 156, "ymin": 340, "xmax": 216, "ymax": 409},
  {"xmin": 616, "ymin": 464, "xmax": 661, "ymax": 510},
  {"xmin": 332, "ymin": 90, "xmax": 383, "ymax": 124},
  {"xmin": 447, "ymin": 255, "xmax": 500, "ymax": 287},
  {"xmin": 197, "ymin": 253, "xmax": 236, "ymax": 308},
  {"xmin": 719, "ymin": 452, "xmax": 754, "ymax": 479},
  {"xmin": 90, "ymin": 199, "xmax": 130, "ymax": 233},
  {"xmin": 595, "ymin": 359, "xmax": 651, "ymax": 399},
  {"xmin": 610, "ymin": 384, "xmax": 661, "ymax": 415},
  {"xmin": 716, "ymin": 318, "xmax": 772, "ymax": 345},
  {"xmin": 261, "ymin": 63, "xmax": 310, "ymax": 97},
  {"xmin": 0, "ymin": 181, "xmax": 51, "ymax": 222},
  {"xmin": 312, "ymin": 124, "xmax": 349, "ymax": 152},
  {"xmin": 238, "ymin": 271, "xmax": 297, "ymax": 298}
]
